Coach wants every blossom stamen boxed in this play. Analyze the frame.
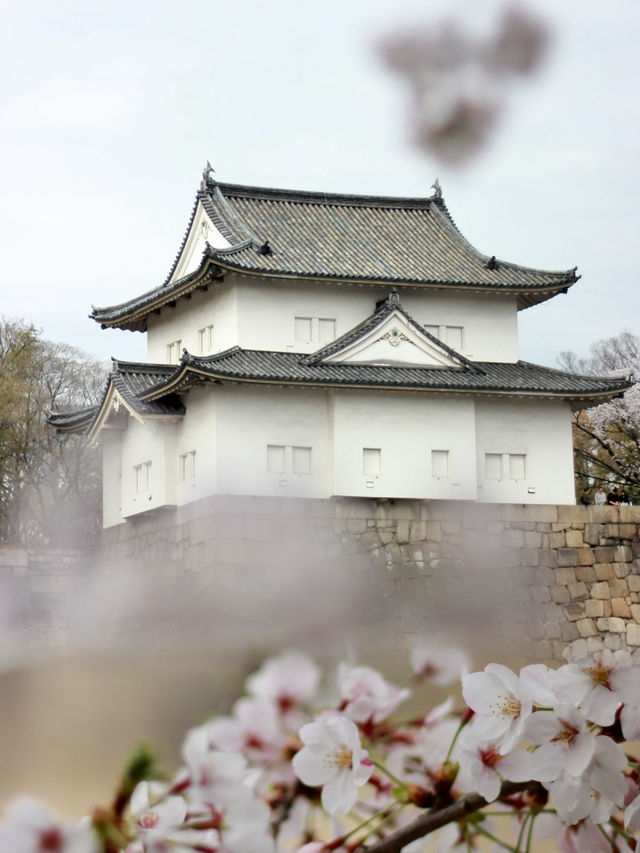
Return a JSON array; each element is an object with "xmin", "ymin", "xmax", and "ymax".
[
  {"xmin": 584, "ymin": 663, "xmax": 612, "ymax": 690},
  {"xmin": 323, "ymin": 745, "xmax": 353, "ymax": 770}
]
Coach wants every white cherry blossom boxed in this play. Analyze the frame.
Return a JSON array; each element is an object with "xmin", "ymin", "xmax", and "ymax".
[
  {"xmin": 457, "ymin": 735, "xmax": 533, "ymax": 802},
  {"xmin": 129, "ymin": 782, "xmax": 187, "ymax": 849},
  {"xmin": 337, "ymin": 663, "xmax": 410, "ymax": 724},
  {"xmin": 462, "ymin": 663, "xmax": 532, "ymax": 753},
  {"xmin": 0, "ymin": 798, "xmax": 98, "ymax": 853},
  {"xmin": 292, "ymin": 714, "xmax": 373, "ymax": 815},
  {"xmin": 524, "ymin": 705, "xmax": 595, "ymax": 782},
  {"xmin": 410, "ymin": 644, "xmax": 470, "ymax": 686},
  {"xmin": 246, "ymin": 649, "xmax": 321, "ymax": 714},
  {"xmin": 554, "ymin": 651, "xmax": 640, "ymax": 726}
]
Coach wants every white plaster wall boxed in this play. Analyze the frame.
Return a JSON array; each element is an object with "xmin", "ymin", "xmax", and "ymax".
[
  {"xmin": 120, "ymin": 417, "xmax": 178, "ymax": 517},
  {"xmin": 214, "ymin": 385, "xmax": 332, "ymax": 498},
  {"xmin": 169, "ymin": 202, "xmax": 231, "ymax": 283},
  {"xmin": 332, "ymin": 390, "xmax": 477, "ymax": 500},
  {"xmin": 234, "ymin": 279, "xmax": 519, "ymax": 362},
  {"xmin": 146, "ymin": 278, "xmax": 238, "ymax": 363},
  {"xmin": 475, "ymin": 397, "xmax": 575, "ymax": 504},
  {"xmin": 102, "ymin": 430, "xmax": 123, "ymax": 528},
  {"xmin": 174, "ymin": 387, "xmax": 217, "ymax": 504}
]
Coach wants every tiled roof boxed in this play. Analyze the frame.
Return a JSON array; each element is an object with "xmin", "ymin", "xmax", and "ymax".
[
  {"xmin": 53, "ymin": 350, "xmax": 630, "ymax": 436},
  {"xmin": 148, "ymin": 348, "xmax": 630, "ymax": 399},
  {"xmin": 91, "ymin": 177, "xmax": 578, "ymax": 331}
]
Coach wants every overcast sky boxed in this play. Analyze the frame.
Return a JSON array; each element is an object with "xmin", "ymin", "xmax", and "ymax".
[{"xmin": 1, "ymin": 0, "xmax": 639, "ymax": 368}]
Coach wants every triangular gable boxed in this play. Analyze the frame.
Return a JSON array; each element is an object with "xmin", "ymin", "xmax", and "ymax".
[
  {"xmin": 307, "ymin": 292, "xmax": 471, "ymax": 369},
  {"xmin": 168, "ymin": 200, "xmax": 232, "ymax": 285},
  {"xmin": 88, "ymin": 382, "xmax": 145, "ymax": 441}
]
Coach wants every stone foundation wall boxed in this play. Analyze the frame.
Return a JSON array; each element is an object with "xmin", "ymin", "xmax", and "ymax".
[
  {"xmin": 0, "ymin": 547, "xmax": 89, "ymax": 661},
  {"xmin": 99, "ymin": 498, "xmax": 640, "ymax": 662}
]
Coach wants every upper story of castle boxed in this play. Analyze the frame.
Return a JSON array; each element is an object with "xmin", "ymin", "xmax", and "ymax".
[{"xmin": 90, "ymin": 170, "xmax": 579, "ymax": 367}]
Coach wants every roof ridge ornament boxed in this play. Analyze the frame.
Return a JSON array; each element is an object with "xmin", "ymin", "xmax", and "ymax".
[
  {"xmin": 201, "ymin": 161, "xmax": 215, "ymax": 192},
  {"xmin": 430, "ymin": 178, "xmax": 442, "ymax": 200}
]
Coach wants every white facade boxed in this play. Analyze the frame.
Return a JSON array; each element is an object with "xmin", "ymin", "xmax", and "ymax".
[
  {"xmin": 146, "ymin": 275, "xmax": 520, "ymax": 365},
  {"xmin": 85, "ymin": 185, "xmax": 598, "ymax": 528}
]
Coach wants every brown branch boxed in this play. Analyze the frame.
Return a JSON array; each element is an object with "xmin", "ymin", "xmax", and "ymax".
[{"xmin": 362, "ymin": 781, "xmax": 530, "ymax": 853}]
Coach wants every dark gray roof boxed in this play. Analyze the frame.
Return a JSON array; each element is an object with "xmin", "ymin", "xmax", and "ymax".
[
  {"xmin": 54, "ymin": 350, "xmax": 630, "ymax": 437},
  {"xmin": 91, "ymin": 177, "xmax": 578, "ymax": 331},
  {"xmin": 148, "ymin": 348, "xmax": 630, "ymax": 399},
  {"xmin": 47, "ymin": 362, "xmax": 185, "ymax": 433}
]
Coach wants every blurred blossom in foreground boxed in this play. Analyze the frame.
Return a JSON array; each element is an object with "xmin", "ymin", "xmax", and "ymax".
[{"xmin": 378, "ymin": 1, "xmax": 550, "ymax": 165}]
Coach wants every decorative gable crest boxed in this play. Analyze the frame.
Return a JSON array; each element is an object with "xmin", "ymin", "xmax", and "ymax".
[{"xmin": 304, "ymin": 290, "xmax": 471, "ymax": 369}]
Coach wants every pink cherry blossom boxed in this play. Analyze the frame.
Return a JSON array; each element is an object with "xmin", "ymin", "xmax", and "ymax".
[
  {"xmin": 129, "ymin": 782, "xmax": 187, "ymax": 850},
  {"xmin": 336, "ymin": 663, "xmax": 410, "ymax": 724},
  {"xmin": 292, "ymin": 714, "xmax": 373, "ymax": 815}
]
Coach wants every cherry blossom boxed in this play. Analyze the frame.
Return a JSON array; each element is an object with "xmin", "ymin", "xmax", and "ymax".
[
  {"xmin": 129, "ymin": 782, "xmax": 187, "ymax": 850},
  {"xmin": 625, "ymin": 793, "xmax": 640, "ymax": 832},
  {"xmin": 245, "ymin": 649, "xmax": 321, "ymax": 715},
  {"xmin": 554, "ymin": 650, "xmax": 640, "ymax": 726},
  {"xmin": 462, "ymin": 663, "xmax": 532, "ymax": 753},
  {"xmin": 292, "ymin": 714, "xmax": 373, "ymax": 815},
  {"xmin": 410, "ymin": 644, "xmax": 470, "ymax": 686},
  {"xmin": 524, "ymin": 705, "xmax": 595, "ymax": 782},
  {"xmin": 336, "ymin": 662, "xmax": 410, "ymax": 724},
  {"xmin": 457, "ymin": 736, "xmax": 533, "ymax": 802},
  {"xmin": 0, "ymin": 798, "xmax": 98, "ymax": 853}
]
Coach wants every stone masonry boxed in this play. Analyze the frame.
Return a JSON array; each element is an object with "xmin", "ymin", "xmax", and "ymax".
[
  {"xmin": 98, "ymin": 498, "xmax": 640, "ymax": 663},
  {"xmin": 2, "ymin": 500, "xmax": 639, "ymax": 663}
]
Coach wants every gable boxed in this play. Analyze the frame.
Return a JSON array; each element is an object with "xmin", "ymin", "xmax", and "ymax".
[
  {"xmin": 169, "ymin": 201, "xmax": 231, "ymax": 284},
  {"xmin": 322, "ymin": 309, "xmax": 462, "ymax": 368}
]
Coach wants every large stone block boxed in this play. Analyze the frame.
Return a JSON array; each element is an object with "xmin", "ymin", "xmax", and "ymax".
[
  {"xmin": 566, "ymin": 530, "xmax": 584, "ymax": 548},
  {"xmin": 583, "ymin": 524, "xmax": 601, "ymax": 546},
  {"xmin": 549, "ymin": 532, "xmax": 567, "ymax": 549},
  {"xmin": 557, "ymin": 506, "xmax": 589, "ymax": 523},
  {"xmin": 564, "ymin": 602, "xmax": 585, "ymax": 621},
  {"xmin": 585, "ymin": 599, "xmax": 605, "ymax": 618},
  {"xmin": 557, "ymin": 549, "xmax": 578, "ymax": 567},
  {"xmin": 611, "ymin": 598, "xmax": 631, "ymax": 618},
  {"xmin": 613, "ymin": 545, "xmax": 633, "ymax": 563},
  {"xmin": 577, "ymin": 618, "xmax": 598, "ymax": 637},
  {"xmin": 576, "ymin": 565, "xmax": 596, "ymax": 583},
  {"xmin": 627, "ymin": 623, "xmax": 640, "ymax": 646},
  {"xmin": 502, "ymin": 505, "xmax": 558, "ymax": 523},
  {"xmin": 568, "ymin": 581, "xmax": 588, "ymax": 601},
  {"xmin": 591, "ymin": 582, "xmax": 611, "ymax": 600},
  {"xmin": 595, "ymin": 546, "xmax": 614, "ymax": 563}
]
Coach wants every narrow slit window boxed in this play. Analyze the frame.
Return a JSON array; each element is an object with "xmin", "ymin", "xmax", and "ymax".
[
  {"xmin": 134, "ymin": 461, "xmax": 151, "ymax": 493},
  {"xmin": 198, "ymin": 325, "xmax": 214, "ymax": 354},
  {"xmin": 267, "ymin": 445, "xmax": 286, "ymax": 474},
  {"xmin": 292, "ymin": 446, "xmax": 312, "ymax": 475},
  {"xmin": 431, "ymin": 449, "xmax": 449, "ymax": 478},
  {"xmin": 485, "ymin": 453, "xmax": 502, "ymax": 480},
  {"xmin": 167, "ymin": 340, "xmax": 182, "ymax": 364},
  {"xmin": 509, "ymin": 454, "xmax": 526, "ymax": 481},
  {"xmin": 179, "ymin": 450, "xmax": 196, "ymax": 482},
  {"xmin": 363, "ymin": 448, "xmax": 381, "ymax": 477}
]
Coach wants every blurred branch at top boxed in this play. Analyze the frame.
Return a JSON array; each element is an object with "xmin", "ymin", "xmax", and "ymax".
[{"xmin": 378, "ymin": 1, "xmax": 550, "ymax": 166}]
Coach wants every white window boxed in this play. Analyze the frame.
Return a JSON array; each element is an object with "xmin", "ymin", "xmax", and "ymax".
[
  {"xmin": 509, "ymin": 454, "xmax": 526, "ymax": 481},
  {"xmin": 267, "ymin": 445, "xmax": 286, "ymax": 473},
  {"xmin": 292, "ymin": 446, "xmax": 312, "ymax": 475},
  {"xmin": 179, "ymin": 450, "xmax": 196, "ymax": 482},
  {"xmin": 198, "ymin": 325, "xmax": 214, "ymax": 354},
  {"xmin": 294, "ymin": 316, "xmax": 336, "ymax": 344},
  {"xmin": 318, "ymin": 318, "xmax": 336, "ymax": 343},
  {"xmin": 485, "ymin": 453, "xmax": 503, "ymax": 480},
  {"xmin": 363, "ymin": 448, "xmax": 381, "ymax": 477},
  {"xmin": 423, "ymin": 324, "xmax": 464, "ymax": 350},
  {"xmin": 294, "ymin": 317, "xmax": 312, "ymax": 343},
  {"xmin": 445, "ymin": 326, "xmax": 463, "ymax": 349},
  {"xmin": 134, "ymin": 461, "xmax": 151, "ymax": 493},
  {"xmin": 167, "ymin": 339, "xmax": 182, "ymax": 364},
  {"xmin": 485, "ymin": 453, "xmax": 527, "ymax": 481},
  {"xmin": 431, "ymin": 449, "xmax": 449, "ymax": 478}
]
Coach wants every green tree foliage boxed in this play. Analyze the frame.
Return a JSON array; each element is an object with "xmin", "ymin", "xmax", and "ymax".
[
  {"xmin": 558, "ymin": 331, "xmax": 640, "ymax": 503},
  {"xmin": 0, "ymin": 317, "xmax": 107, "ymax": 545}
]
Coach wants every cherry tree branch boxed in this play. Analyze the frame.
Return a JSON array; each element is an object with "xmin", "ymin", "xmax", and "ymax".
[{"xmin": 362, "ymin": 781, "xmax": 530, "ymax": 853}]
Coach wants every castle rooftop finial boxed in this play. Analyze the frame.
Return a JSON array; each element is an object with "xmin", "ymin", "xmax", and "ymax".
[
  {"xmin": 430, "ymin": 178, "xmax": 442, "ymax": 200},
  {"xmin": 201, "ymin": 161, "xmax": 215, "ymax": 191}
]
